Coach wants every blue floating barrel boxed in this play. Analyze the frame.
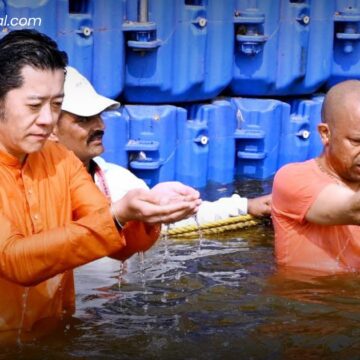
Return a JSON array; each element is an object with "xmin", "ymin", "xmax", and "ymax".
[
  {"xmin": 277, "ymin": 95, "xmax": 324, "ymax": 168},
  {"xmin": 56, "ymin": 0, "xmax": 93, "ymax": 80},
  {"xmin": 308, "ymin": 94, "xmax": 324, "ymax": 159},
  {"xmin": 185, "ymin": 100, "xmax": 237, "ymax": 185},
  {"xmin": 230, "ymin": 0, "xmax": 334, "ymax": 96},
  {"xmin": 123, "ymin": 0, "xmax": 234, "ymax": 103},
  {"xmin": 206, "ymin": 100, "xmax": 237, "ymax": 185},
  {"xmin": 91, "ymin": 0, "xmax": 125, "ymax": 98},
  {"xmin": 102, "ymin": 110, "xmax": 128, "ymax": 167},
  {"xmin": 123, "ymin": 105, "xmax": 180, "ymax": 187},
  {"xmin": 231, "ymin": 98, "xmax": 286, "ymax": 179},
  {"xmin": 56, "ymin": 0, "xmax": 125, "ymax": 99},
  {"xmin": 175, "ymin": 107, "xmax": 209, "ymax": 188}
]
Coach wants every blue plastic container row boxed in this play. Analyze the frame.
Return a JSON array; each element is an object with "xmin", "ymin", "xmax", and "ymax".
[
  {"xmin": 102, "ymin": 96, "xmax": 324, "ymax": 188},
  {"xmin": 1, "ymin": 0, "xmax": 360, "ymax": 102}
]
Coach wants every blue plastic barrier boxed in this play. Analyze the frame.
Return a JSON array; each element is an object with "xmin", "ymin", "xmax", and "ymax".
[
  {"xmin": 123, "ymin": 0, "xmax": 234, "ymax": 103},
  {"xmin": 327, "ymin": 1, "xmax": 360, "ymax": 87},
  {"xmin": 91, "ymin": 0, "xmax": 125, "ymax": 98},
  {"xmin": 57, "ymin": 0, "xmax": 93, "ymax": 81},
  {"xmin": 309, "ymin": 94, "xmax": 324, "ymax": 158},
  {"xmin": 123, "ymin": 105, "xmax": 181, "ymax": 188},
  {"xmin": 231, "ymin": 98, "xmax": 286, "ymax": 179},
  {"xmin": 180, "ymin": 100, "xmax": 237, "ymax": 187},
  {"xmin": 230, "ymin": 0, "xmax": 334, "ymax": 96},
  {"xmin": 278, "ymin": 96, "xmax": 324, "ymax": 168},
  {"xmin": 206, "ymin": 100, "xmax": 237, "ymax": 184},
  {"xmin": 175, "ymin": 107, "xmax": 209, "ymax": 188},
  {"xmin": 57, "ymin": 0, "xmax": 124, "ymax": 99},
  {"xmin": 102, "ymin": 110, "xmax": 129, "ymax": 167}
]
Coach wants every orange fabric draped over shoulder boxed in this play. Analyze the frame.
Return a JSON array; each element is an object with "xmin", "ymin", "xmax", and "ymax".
[{"xmin": 0, "ymin": 141, "xmax": 159, "ymax": 342}]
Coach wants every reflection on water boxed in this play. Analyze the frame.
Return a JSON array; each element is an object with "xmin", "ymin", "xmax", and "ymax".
[{"xmin": 2, "ymin": 179, "xmax": 360, "ymax": 359}]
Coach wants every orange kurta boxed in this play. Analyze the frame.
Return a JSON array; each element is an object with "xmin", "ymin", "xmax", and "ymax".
[{"xmin": 0, "ymin": 141, "xmax": 159, "ymax": 341}]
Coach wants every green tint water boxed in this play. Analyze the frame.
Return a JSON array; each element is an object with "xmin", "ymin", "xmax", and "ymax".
[{"xmin": 2, "ymin": 179, "xmax": 360, "ymax": 359}]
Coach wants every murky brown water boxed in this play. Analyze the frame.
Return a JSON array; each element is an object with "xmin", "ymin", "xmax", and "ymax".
[{"xmin": 2, "ymin": 179, "xmax": 360, "ymax": 360}]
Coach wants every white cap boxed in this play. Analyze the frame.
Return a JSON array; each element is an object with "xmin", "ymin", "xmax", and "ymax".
[{"xmin": 62, "ymin": 66, "xmax": 120, "ymax": 117}]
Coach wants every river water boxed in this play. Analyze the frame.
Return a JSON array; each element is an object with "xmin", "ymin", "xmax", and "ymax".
[{"xmin": 2, "ymin": 179, "xmax": 360, "ymax": 359}]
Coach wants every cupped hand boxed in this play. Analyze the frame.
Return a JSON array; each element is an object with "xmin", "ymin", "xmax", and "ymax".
[
  {"xmin": 150, "ymin": 181, "xmax": 200, "ymax": 205},
  {"xmin": 112, "ymin": 183, "xmax": 201, "ymax": 225}
]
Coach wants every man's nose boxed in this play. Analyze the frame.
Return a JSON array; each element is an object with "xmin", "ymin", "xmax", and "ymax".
[
  {"xmin": 93, "ymin": 115, "xmax": 105, "ymax": 130},
  {"xmin": 37, "ymin": 104, "xmax": 56, "ymax": 126}
]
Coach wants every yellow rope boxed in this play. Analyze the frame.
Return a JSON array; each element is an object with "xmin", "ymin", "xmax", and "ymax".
[{"xmin": 165, "ymin": 214, "xmax": 262, "ymax": 239}]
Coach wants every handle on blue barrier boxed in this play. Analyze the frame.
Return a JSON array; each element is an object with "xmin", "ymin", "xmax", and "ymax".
[
  {"xmin": 122, "ymin": 21, "xmax": 162, "ymax": 51},
  {"xmin": 237, "ymin": 151, "xmax": 266, "ymax": 160},
  {"xmin": 129, "ymin": 160, "xmax": 161, "ymax": 170},
  {"xmin": 234, "ymin": 9, "xmax": 267, "ymax": 55},
  {"xmin": 234, "ymin": 129, "xmax": 265, "ymax": 139},
  {"xmin": 334, "ymin": 9, "xmax": 360, "ymax": 53},
  {"xmin": 125, "ymin": 140, "xmax": 160, "ymax": 151}
]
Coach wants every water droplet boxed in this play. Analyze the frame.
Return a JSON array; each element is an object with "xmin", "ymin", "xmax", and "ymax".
[
  {"xmin": 17, "ymin": 287, "xmax": 30, "ymax": 346},
  {"xmin": 161, "ymin": 293, "xmax": 167, "ymax": 303},
  {"xmin": 118, "ymin": 261, "xmax": 125, "ymax": 289},
  {"xmin": 194, "ymin": 214, "xmax": 204, "ymax": 254}
]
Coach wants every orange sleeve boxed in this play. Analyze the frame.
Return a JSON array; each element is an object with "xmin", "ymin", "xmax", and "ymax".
[
  {"xmin": 0, "ymin": 210, "xmax": 122, "ymax": 287},
  {"xmin": 0, "ymin": 149, "xmax": 124, "ymax": 287},
  {"xmin": 272, "ymin": 161, "xmax": 332, "ymax": 223}
]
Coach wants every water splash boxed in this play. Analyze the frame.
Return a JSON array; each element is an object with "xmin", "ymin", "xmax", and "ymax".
[
  {"xmin": 162, "ymin": 224, "xmax": 170, "ymax": 263},
  {"xmin": 138, "ymin": 252, "xmax": 147, "ymax": 293},
  {"xmin": 117, "ymin": 261, "xmax": 125, "ymax": 290},
  {"xmin": 193, "ymin": 214, "xmax": 204, "ymax": 255},
  {"xmin": 17, "ymin": 287, "xmax": 29, "ymax": 346},
  {"xmin": 138, "ymin": 252, "xmax": 149, "ymax": 313}
]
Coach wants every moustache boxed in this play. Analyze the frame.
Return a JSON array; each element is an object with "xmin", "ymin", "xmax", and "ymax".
[{"xmin": 87, "ymin": 130, "xmax": 104, "ymax": 144}]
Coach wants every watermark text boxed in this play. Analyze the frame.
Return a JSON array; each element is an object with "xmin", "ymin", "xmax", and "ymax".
[{"xmin": 0, "ymin": 15, "xmax": 42, "ymax": 28}]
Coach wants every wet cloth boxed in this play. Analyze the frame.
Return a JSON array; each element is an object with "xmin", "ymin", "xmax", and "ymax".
[
  {"xmin": 272, "ymin": 159, "xmax": 360, "ymax": 273},
  {"xmin": 0, "ymin": 141, "xmax": 159, "ymax": 339}
]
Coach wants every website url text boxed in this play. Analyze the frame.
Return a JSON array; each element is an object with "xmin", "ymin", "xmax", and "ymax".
[{"xmin": 0, "ymin": 16, "xmax": 42, "ymax": 28}]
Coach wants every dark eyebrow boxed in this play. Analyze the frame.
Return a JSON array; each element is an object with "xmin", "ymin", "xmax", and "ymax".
[{"xmin": 27, "ymin": 93, "xmax": 64, "ymax": 101}]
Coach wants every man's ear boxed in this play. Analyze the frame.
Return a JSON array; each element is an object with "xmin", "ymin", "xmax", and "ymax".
[{"xmin": 317, "ymin": 123, "xmax": 331, "ymax": 146}]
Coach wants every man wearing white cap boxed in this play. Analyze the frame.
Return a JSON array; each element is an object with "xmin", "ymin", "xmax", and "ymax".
[
  {"xmin": 53, "ymin": 66, "xmax": 149, "ymax": 201},
  {"xmin": 50, "ymin": 66, "xmax": 271, "ymax": 301},
  {"xmin": 52, "ymin": 67, "xmax": 271, "ymax": 224}
]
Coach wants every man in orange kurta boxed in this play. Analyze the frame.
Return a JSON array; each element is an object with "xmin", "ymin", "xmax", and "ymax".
[{"xmin": 0, "ymin": 30, "xmax": 200, "ymax": 343}]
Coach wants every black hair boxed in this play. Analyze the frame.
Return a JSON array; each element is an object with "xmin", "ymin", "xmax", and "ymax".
[{"xmin": 0, "ymin": 29, "xmax": 68, "ymax": 100}]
